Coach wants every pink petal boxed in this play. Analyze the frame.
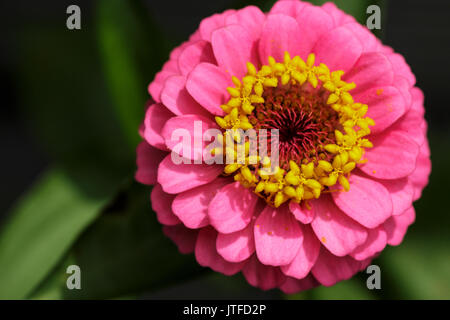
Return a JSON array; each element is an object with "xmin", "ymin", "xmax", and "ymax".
[
  {"xmin": 160, "ymin": 75, "xmax": 211, "ymax": 117},
  {"xmin": 157, "ymin": 154, "xmax": 223, "ymax": 194},
  {"xmin": 332, "ymin": 173, "xmax": 393, "ymax": 228},
  {"xmin": 162, "ymin": 224, "xmax": 198, "ymax": 254},
  {"xmin": 410, "ymin": 87, "xmax": 425, "ymax": 116},
  {"xmin": 269, "ymin": 0, "xmax": 308, "ymax": 17},
  {"xmin": 162, "ymin": 114, "xmax": 218, "ymax": 161},
  {"xmin": 216, "ymin": 219, "xmax": 255, "ymax": 263},
  {"xmin": 199, "ymin": 10, "xmax": 236, "ymax": 42},
  {"xmin": 169, "ymin": 41, "xmax": 189, "ymax": 61},
  {"xmin": 379, "ymin": 178, "xmax": 414, "ymax": 216},
  {"xmin": 351, "ymin": 227, "xmax": 387, "ymax": 261},
  {"xmin": 208, "ymin": 182, "xmax": 259, "ymax": 234},
  {"xmin": 189, "ymin": 29, "xmax": 202, "ymax": 42},
  {"xmin": 242, "ymin": 255, "xmax": 286, "ymax": 290},
  {"xmin": 178, "ymin": 40, "xmax": 216, "ymax": 76},
  {"xmin": 295, "ymin": 5, "xmax": 335, "ymax": 59},
  {"xmin": 172, "ymin": 178, "xmax": 229, "ymax": 229},
  {"xmin": 195, "ymin": 227, "xmax": 244, "ymax": 275},
  {"xmin": 354, "ymin": 86, "xmax": 406, "ymax": 134},
  {"xmin": 384, "ymin": 207, "xmax": 415, "ymax": 246},
  {"xmin": 258, "ymin": 14, "xmax": 302, "ymax": 64},
  {"xmin": 186, "ymin": 63, "xmax": 231, "ymax": 116},
  {"xmin": 254, "ymin": 205, "xmax": 303, "ymax": 266},
  {"xmin": 344, "ymin": 52, "xmax": 394, "ymax": 94},
  {"xmin": 312, "ymin": 247, "xmax": 366, "ymax": 286},
  {"xmin": 150, "ymin": 183, "xmax": 180, "ymax": 226},
  {"xmin": 388, "ymin": 107, "xmax": 425, "ymax": 147},
  {"xmin": 311, "ymin": 195, "xmax": 368, "ymax": 257},
  {"xmin": 212, "ymin": 24, "xmax": 259, "ymax": 78},
  {"xmin": 135, "ymin": 141, "xmax": 167, "ymax": 185},
  {"xmin": 321, "ymin": 2, "xmax": 355, "ymax": 26},
  {"xmin": 343, "ymin": 22, "xmax": 381, "ymax": 53},
  {"xmin": 313, "ymin": 25, "xmax": 362, "ymax": 72},
  {"xmin": 394, "ymin": 76, "xmax": 413, "ymax": 111},
  {"xmin": 386, "ymin": 53, "xmax": 416, "ymax": 86},
  {"xmin": 280, "ymin": 274, "xmax": 319, "ymax": 294},
  {"xmin": 148, "ymin": 60, "xmax": 179, "ymax": 102},
  {"xmin": 225, "ymin": 6, "xmax": 266, "ymax": 40},
  {"xmin": 359, "ymin": 129, "xmax": 420, "ymax": 180},
  {"xmin": 409, "ymin": 141, "xmax": 431, "ymax": 201},
  {"xmin": 281, "ymin": 225, "xmax": 320, "ymax": 279},
  {"xmin": 144, "ymin": 103, "xmax": 174, "ymax": 151},
  {"xmin": 289, "ymin": 201, "xmax": 315, "ymax": 224}
]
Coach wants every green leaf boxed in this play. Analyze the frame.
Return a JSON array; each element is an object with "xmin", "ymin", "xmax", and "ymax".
[
  {"xmin": 378, "ymin": 239, "xmax": 450, "ymax": 299},
  {"xmin": 29, "ymin": 183, "xmax": 205, "ymax": 299},
  {"xmin": 96, "ymin": 0, "xmax": 165, "ymax": 150},
  {"xmin": 0, "ymin": 169, "xmax": 111, "ymax": 299}
]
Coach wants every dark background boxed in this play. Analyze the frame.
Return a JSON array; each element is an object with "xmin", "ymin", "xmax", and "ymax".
[{"xmin": 0, "ymin": 0, "xmax": 449, "ymax": 299}]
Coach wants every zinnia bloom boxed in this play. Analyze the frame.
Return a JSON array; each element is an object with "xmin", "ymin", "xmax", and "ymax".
[{"xmin": 136, "ymin": 0, "xmax": 431, "ymax": 293}]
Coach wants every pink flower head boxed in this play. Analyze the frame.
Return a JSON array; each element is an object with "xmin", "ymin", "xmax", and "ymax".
[{"xmin": 136, "ymin": 0, "xmax": 431, "ymax": 293}]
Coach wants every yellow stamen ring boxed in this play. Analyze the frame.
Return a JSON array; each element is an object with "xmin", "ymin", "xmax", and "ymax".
[{"xmin": 215, "ymin": 52, "xmax": 374, "ymax": 208}]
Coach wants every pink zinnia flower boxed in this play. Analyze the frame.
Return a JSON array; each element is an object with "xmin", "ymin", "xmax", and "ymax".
[{"xmin": 136, "ymin": 0, "xmax": 431, "ymax": 293}]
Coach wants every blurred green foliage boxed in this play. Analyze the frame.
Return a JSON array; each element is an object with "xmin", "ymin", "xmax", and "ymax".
[{"xmin": 0, "ymin": 0, "xmax": 448, "ymax": 300}]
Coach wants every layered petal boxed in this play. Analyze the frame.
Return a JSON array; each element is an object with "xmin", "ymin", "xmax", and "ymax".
[
  {"xmin": 359, "ymin": 129, "xmax": 420, "ymax": 180},
  {"xmin": 409, "ymin": 141, "xmax": 431, "ymax": 201},
  {"xmin": 157, "ymin": 154, "xmax": 223, "ymax": 194},
  {"xmin": 178, "ymin": 40, "xmax": 216, "ymax": 76},
  {"xmin": 254, "ymin": 205, "xmax": 303, "ymax": 266},
  {"xmin": 172, "ymin": 178, "xmax": 230, "ymax": 229},
  {"xmin": 280, "ymin": 274, "xmax": 318, "ymax": 294},
  {"xmin": 151, "ymin": 183, "xmax": 180, "ymax": 226},
  {"xmin": 313, "ymin": 25, "xmax": 362, "ymax": 72},
  {"xmin": 160, "ymin": 75, "xmax": 212, "ymax": 116},
  {"xmin": 216, "ymin": 219, "xmax": 256, "ymax": 263},
  {"xmin": 311, "ymin": 195, "xmax": 368, "ymax": 256},
  {"xmin": 386, "ymin": 53, "xmax": 416, "ymax": 86},
  {"xmin": 208, "ymin": 182, "xmax": 259, "ymax": 234},
  {"xmin": 195, "ymin": 227, "xmax": 245, "ymax": 275},
  {"xmin": 212, "ymin": 24, "xmax": 259, "ymax": 78},
  {"xmin": 148, "ymin": 60, "xmax": 179, "ymax": 102},
  {"xmin": 312, "ymin": 247, "xmax": 367, "ymax": 286},
  {"xmin": 321, "ymin": 2, "xmax": 355, "ymax": 26},
  {"xmin": 384, "ymin": 207, "xmax": 416, "ymax": 246},
  {"xmin": 162, "ymin": 114, "xmax": 218, "ymax": 161},
  {"xmin": 225, "ymin": 6, "xmax": 266, "ymax": 41},
  {"xmin": 199, "ymin": 10, "xmax": 236, "ymax": 41},
  {"xmin": 186, "ymin": 63, "xmax": 231, "ymax": 115},
  {"xmin": 379, "ymin": 178, "xmax": 414, "ymax": 216},
  {"xmin": 344, "ymin": 52, "xmax": 394, "ymax": 94},
  {"xmin": 343, "ymin": 22, "xmax": 380, "ymax": 53},
  {"xmin": 354, "ymin": 85, "xmax": 406, "ymax": 134},
  {"xmin": 295, "ymin": 5, "xmax": 334, "ymax": 59},
  {"xmin": 269, "ymin": 0, "xmax": 308, "ymax": 17},
  {"xmin": 259, "ymin": 14, "xmax": 303, "ymax": 63},
  {"xmin": 281, "ymin": 225, "xmax": 320, "ymax": 279},
  {"xmin": 242, "ymin": 255, "xmax": 286, "ymax": 291},
  {"xmin": 351, "ymin": 227, "xmax": 387, "ymax": 261},
  {"xmin": 289, "ymin": 201, "xmax": 315, "ymax": 224},
  {"xmin": 135, "ymin": 141, "xmax": 167, "ymax": 185},
  {"xmin": 144, "ymin": 103, "xmax": 174, "ymax": 150},
  {"xmin": 332, "ymin": 173, "xmax": 393, "ymax": 228}
]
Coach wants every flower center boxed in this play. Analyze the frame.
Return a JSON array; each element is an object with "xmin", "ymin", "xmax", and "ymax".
[
  {"xmin": 215, "ymin": 52, "xmax": 375, "ymax": 208},
  {"xmin": 249, "ymin": 83, "xmax": 341, "ymax": 167}
]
